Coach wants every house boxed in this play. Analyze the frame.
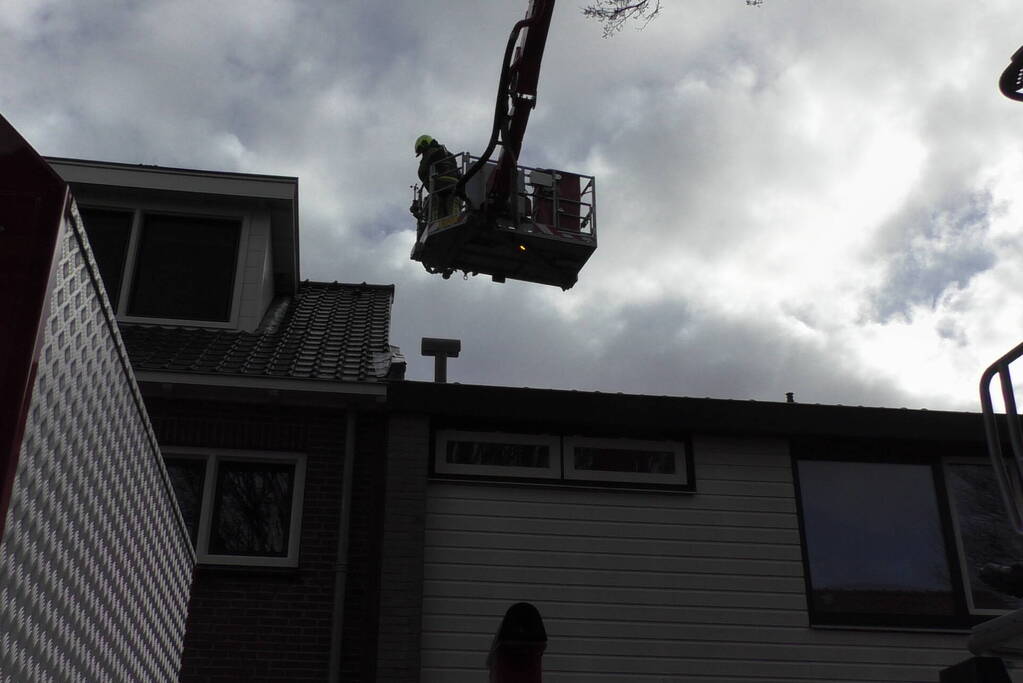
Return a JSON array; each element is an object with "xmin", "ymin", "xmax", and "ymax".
[
  {"xmin": 46, "ymin": 157, "xmax": 405, "ymax": 681},
  {"xmin": 31, "ymin": 149, "xmax": 1023, "ymax": 682},
  {"xmin": 0, "ymin": 119, "xmax": 194, "ymax": 680},
  {"xmin": 381, "ymin": 380, "xmax": 1017, "ymax": 682}
]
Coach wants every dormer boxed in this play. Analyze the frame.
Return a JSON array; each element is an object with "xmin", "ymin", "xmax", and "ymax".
[{"xmin": 46, "ymin": 158, "xmax": 298, "ymax": 332}]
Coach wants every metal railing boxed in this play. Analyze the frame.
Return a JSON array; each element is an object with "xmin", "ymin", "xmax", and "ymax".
[
  {"xmin": 416, "ymin": 153, "xmax": 596, "ymax": 240},
  {"xmin": 980, "ymin": 340, "xmax": 1023, "ymax": 534}
]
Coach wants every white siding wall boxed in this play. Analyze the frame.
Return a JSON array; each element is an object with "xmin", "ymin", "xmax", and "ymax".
[{"xmin": 421, "ymin": 435, "xmax": 974, "ymax": 682}]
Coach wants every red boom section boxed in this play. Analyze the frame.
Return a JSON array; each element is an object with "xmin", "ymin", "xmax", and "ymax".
[
  {"xmin": 488, "ymin": 0, "xmax": 556, "ymax": 207},
  {"xmin": 0, "ymin": 115, "xmax": 68, "ymax": 537}
]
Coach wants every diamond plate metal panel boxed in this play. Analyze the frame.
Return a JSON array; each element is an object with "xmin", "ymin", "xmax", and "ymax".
[{"xmin": 0, "ymin": 200, "xmax": 195, "ymax": 682}]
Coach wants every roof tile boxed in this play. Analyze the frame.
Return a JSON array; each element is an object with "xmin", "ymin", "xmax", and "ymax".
[{"xmin": 119, "ymin": 281, "xmax": 403, "ymax": 383}]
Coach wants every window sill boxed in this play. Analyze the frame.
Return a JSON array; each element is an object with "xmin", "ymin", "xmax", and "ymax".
[{"xmin": 194, "ymin": 562, "xmax": 302, "ymax": 577}]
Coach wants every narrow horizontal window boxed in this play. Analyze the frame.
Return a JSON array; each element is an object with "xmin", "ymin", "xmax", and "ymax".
[
  {"xmin": 435, "ymin": 431, "xmax": 561, "ymax": 479},
  {"xmin": 796, "ymin": 459, "xmax": 956, "ymax": 626},
  {"xmin": 564, "ymin": 437, "xmax": 687, "ymax": 485}
]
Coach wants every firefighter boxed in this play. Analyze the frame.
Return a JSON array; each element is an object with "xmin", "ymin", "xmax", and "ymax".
[{"xmin": 413, "ymin": 134, "xmax": 459, "ymax": 224}]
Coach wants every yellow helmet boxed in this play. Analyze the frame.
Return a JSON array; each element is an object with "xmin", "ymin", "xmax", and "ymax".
[{"xmin": 415, "ymin": 134, "xmax": 434, "ymax": 156}]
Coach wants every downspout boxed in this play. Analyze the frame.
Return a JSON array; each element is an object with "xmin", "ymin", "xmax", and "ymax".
[{"xmin": 329, "ymin": 410, "xmax": 357, "ymax": 682}]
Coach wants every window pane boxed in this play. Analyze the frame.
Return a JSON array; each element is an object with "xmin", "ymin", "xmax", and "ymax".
[
  {"xmin": 574, "ymin": 446, "xmax": 675, "ymax": 474},
  {"xmin": 797, "ymin": 460, "xmax": 954, "ymax": 617},
  {"xmin": 209, "ymin": 461, "xmax": 295, "ymax": 557},
  {"xmin": 446, "ymin": 441, "xmax": 550, "ymax": 468},
  {"xmin": 947, "ymin": 463, "xmax": 1023, "ymax": 612},
  {"xmin": 79, "ymin": 208, "xmax": 132, "ymax": 309},
  {"xmin": 128, "ymin": 213, "xmax": 240, "ymax": 321},
  {"xmin": 164, "ymin": 457, "xmax": 206, "ymax": 547}
]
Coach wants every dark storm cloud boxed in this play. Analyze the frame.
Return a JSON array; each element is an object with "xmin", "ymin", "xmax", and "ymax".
[
  {"xmin": 6, "ymin": 0, "xmax": 1023, "ymax": 410},
  {"xmin": 394, "ymin": 286, "xmax": 913, "ymax": 408},
  {"xmin": 867, "ymin": 192, "xmax": 996, "ymax": 324}
]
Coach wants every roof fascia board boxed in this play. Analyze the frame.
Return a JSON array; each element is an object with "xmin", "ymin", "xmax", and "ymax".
[
  {"xmin": 134, "ymin": 371, "xmax": 386, "ymax": 397},
  {"xmin": 46, "ymin": 158, "xmax": 297, "ymax": 201},
  {"xmin": 387, "ymin": 381, "xmax": 984, "ymax": 443}
]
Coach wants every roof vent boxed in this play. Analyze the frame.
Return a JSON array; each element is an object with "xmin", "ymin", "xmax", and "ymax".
[{"xmin": 421, "ymin": 338, "xmax": 461, "ymax": 383}]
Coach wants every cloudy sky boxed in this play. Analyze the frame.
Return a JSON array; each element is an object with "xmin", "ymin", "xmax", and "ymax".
[{"xmin": 6, "ymin": 0, "xmax": 1023, "ymax": 411}]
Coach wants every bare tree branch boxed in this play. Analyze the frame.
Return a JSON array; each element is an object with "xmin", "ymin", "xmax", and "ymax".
[
  {"xmin": 583, "ymin": 0, "xmax": 765, "ymax": 38},
  {"xmin": 582, "ymin": 0, "xmax": 662, "ymax": 38}
]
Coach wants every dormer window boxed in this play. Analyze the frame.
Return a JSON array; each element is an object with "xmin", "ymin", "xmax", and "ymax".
[
  {"xmin": 80, "ymin": 207, "xmax": 243, "ymax": 325},
  {"xmin": 128, "ymin": 213, "xmax": 240, "ymax": 321},
  {"xmin": 49, "ymin": 157, "xmax": 299, "ymax": 332}
]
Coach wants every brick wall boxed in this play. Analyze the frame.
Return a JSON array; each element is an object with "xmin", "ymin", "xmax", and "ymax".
[
  {"xmin": 376, "ymin": 414, "xmax": 431, "ymax": 682},
  {"xmin": 144, "ymin": 398, "xmax": 387, "ymax": 682}
]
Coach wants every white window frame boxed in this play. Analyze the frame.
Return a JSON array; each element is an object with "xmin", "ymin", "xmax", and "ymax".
[
  {"xmin": 563, "ymin": 436, "xmax": 688, "ymax": 485},
  {"xmin": 79, "ymin": 200, "xmax": 249, "ymax": 328},
  {"xmin": 165, "ymin": 447, "xmax": 306, "ymax": 568},
  {"xmin": 435, "ymin": 430, "xmax": 562, "ymax": 479}
]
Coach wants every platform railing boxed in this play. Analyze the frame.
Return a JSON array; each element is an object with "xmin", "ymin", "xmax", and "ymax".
[
  {"xmin": 980, "ymin": 340, "xmax": 1023, "ymax": 535},
  {"xmin": 418, "ymin": 154, "xmax": 596, "ymax": 240}
]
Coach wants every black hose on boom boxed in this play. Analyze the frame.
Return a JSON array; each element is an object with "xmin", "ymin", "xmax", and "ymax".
[{"xmin": 454, "ymin": 16, "xmax": 534, "ymax": 205}]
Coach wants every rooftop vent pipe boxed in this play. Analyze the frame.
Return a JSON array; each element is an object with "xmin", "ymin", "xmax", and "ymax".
[{"xmin": 421, "ymin": 337, "xmax": 461, "ymax": 383}]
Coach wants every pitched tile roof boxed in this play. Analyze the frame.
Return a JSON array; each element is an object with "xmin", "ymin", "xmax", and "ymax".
[{"xmin": 119, "ymin": 281, "xmax": 404, "ymax": 383}]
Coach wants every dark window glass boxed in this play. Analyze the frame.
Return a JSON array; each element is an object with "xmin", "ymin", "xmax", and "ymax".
[
  {"xmin": 446, "ymin": 441, "xmax": 550, "ymax": 468},
  {"xmin": 164, "ymin": 457, "xmax": 206, "ymax": 547},
  {"xmin": 574, "ymin": 446, "xmax": 675, "ymax": 474},
  {"xmin": 797, "ymin": 460, "xmax": 955, "ymax": 619},
  {"xmin": 209, "ymin": 461, "xmax": 295, "ymax": 557},
  {"xmin": 128, "ymin": 214, "xmax": 240, "ymax": 321},
  {"xmin": 79, "ymin": 208, "xmax": 133, "ymax": 309},
  {"xmin": 947, "ymin": 463, "xmax": 1023, "ymax": 612}
]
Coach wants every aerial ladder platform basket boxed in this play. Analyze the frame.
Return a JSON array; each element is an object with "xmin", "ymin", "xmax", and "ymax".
[{"xmin": 411, "ymin": 152, "xmax": 596, "ymax": 289}]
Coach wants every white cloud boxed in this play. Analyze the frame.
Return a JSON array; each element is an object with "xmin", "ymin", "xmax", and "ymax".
[{"xmin": 7, "ymin": 0, "xmax": 1023, "ymax": 410}]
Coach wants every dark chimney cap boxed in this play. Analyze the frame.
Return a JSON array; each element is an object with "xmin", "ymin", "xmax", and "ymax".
[
  {"xmin": 422, "ymin": 337, "xmax": 461, "ymax": 357},
  {"xmin": 421, "ymin": 338, "xmax": 461, "ymax": 383}
]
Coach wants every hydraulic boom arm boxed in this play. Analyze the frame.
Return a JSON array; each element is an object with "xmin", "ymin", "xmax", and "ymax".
[{"xmin": 456, "ymin": 0, "xmax": 556, "ymax": 212}]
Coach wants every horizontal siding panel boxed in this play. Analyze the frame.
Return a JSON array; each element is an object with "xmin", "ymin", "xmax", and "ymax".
[
  {"xmin": 427, "ymin": 490, "xmax": 798, "ymax": 520},
  {"xmin": 423, "ymin": 633, "xmax": 961, "ymax": 668},
  {"xmin": 421, "ymin": 446, "xmax": 965, "ymax": 682},
  {"xmin": 423, "ymin": 649, "xmax": 950, "ymax": 680},
  {"xmin": 695, "ymin": 479, "xmax": 794, "ymax": 497},
  {"xmin": 692, "ymin": 437, "xmax": 790, "ymax": 467},
  {"xmin": 423, "ymin": 546, "xmax": 805, "ymax": 577},
  {"xmin": 426, "ymin": 512, "xmax": 801, "ymax": 545},
  {"xmin": 425, "ymin": 528, "xmax": 802, "ymax": 561},
  {"xmin": 423, "ymin": 670, "xmax": 891, "ymax": 683},
  {"xmin": 423, "ymin": 563, "xmax": 807, "ymax": 594},
  {"xmin": 423, "ymin": 578, "xmax": 804, "ymax": 610},
  {"xmin": 422, "ymin": 614, "xmax": 967, "ymax": 651},
  {"xmin": 422, "ymin": 597, "xmax": 810, "ymax": 628},
  {"xmin": 698, "ymin": 463, "xmax": 794, "ymax": 483}
]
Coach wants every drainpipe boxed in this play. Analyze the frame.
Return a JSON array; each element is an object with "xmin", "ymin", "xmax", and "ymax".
[{"xmin": 329, "ymin": 411, "xmax": 357, "ymax": 682}]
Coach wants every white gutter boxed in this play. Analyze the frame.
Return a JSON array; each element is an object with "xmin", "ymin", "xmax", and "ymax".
[{"xmin": 329, "ymin": 411, "xmax": 357, "ymax": 681}]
